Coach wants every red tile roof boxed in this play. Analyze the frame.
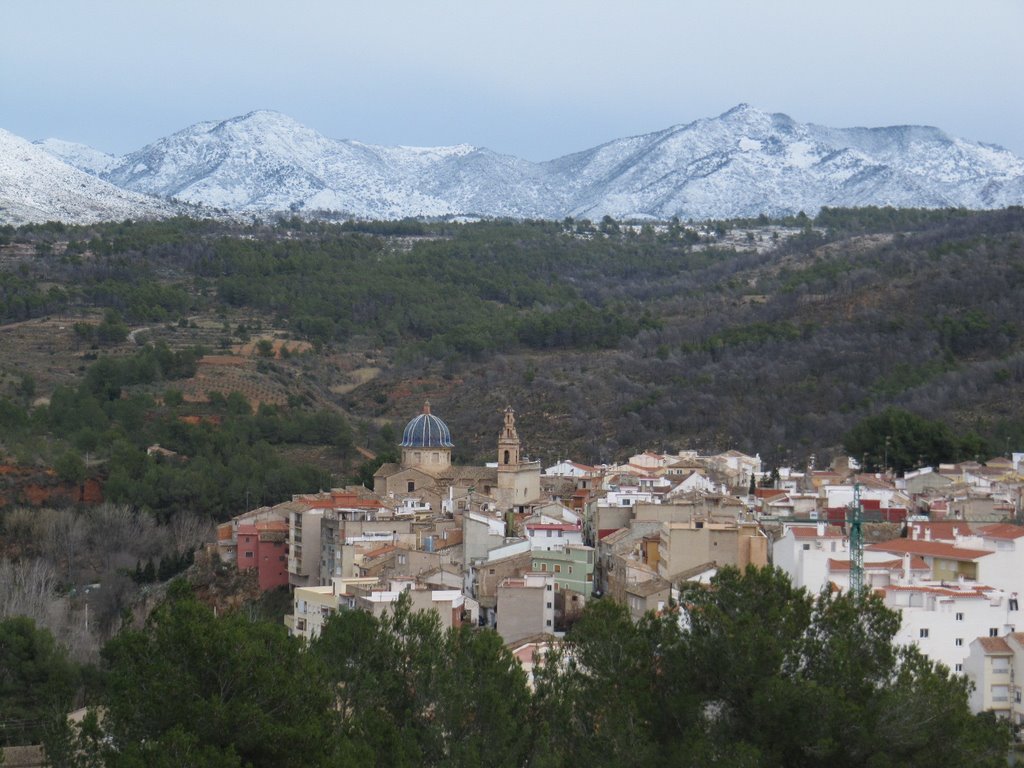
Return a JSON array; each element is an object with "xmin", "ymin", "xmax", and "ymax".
[
  {"xmin": 791, "ymin": 525, "xmax": 844, "ymax": 539},
  {"xmin": 978, "ymin": 523, "xmax": 1024, "ymax": 540},
  {"xmin": 827, "ymin": 557, "xmax": 929, "ymax": 572},
  {"xmin": 869, "ymin": 540, "xmax": 993, "ymax": 560},
  {"xmin": 363, "ymin": 544, "xmax": 396, "ymax": 560},
  {"xmin": 977, "ymin": 636, "xmax": 1012, "ymax": 654}
]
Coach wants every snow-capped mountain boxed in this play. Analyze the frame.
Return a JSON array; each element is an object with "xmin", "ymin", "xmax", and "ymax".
[
  {"xmin": 13, "ymin": 105, "xmax": 1024, "ymax": 223},
  {"xmin": 545, "ymin": 105, "xmax": 1024, "ymax": 219},
  {"xmin": 0, "ymin": 129, "xmax": 180, "ymax": 225}
]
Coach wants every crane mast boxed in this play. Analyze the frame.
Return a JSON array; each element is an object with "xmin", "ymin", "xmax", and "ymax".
[{"xmin": 848, "ymin": 482, "xmax": 864, "ymax": 599}]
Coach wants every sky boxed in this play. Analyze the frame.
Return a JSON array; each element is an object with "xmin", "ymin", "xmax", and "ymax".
[{"xmin": 2, "ymin": 0, "xmax": 1022, "ymax": 161}]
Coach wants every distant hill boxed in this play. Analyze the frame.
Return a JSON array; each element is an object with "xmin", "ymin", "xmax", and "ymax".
[
  {"xmin": 5, "ymin": 105, "xmax": 1022, "ymax": 224},
  {"xmin": 2, "ymin": 208, "xmax": 1024, "ymax": 471}
]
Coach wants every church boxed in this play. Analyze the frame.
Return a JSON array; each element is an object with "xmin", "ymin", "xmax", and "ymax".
[{"xmin": 373, "ymin": 401, "xmax": 541, "ymax": 513}]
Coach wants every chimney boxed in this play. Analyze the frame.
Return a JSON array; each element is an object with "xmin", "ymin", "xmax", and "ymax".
[
  {"xmin": 816, "ymin": 521, "xmax": 826, "ymax": 537},
  {"xmin": 912, "ymin": 525, "xmax": 919, "ymax": 541},
  {"xmin": 924, "ymin": 528, "xmax": 931, "ymax": 542},
  {"xmin": 902, "ymin": 552, "xmax": 912, "ymax": 585}
]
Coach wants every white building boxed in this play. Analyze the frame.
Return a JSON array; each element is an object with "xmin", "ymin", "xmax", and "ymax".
[
  {"xmin": 772, "ymin": 523, "xmax": 850, "ymax": 591},
  {"xmin": 526, "ymin": 522, "xmax": 583, "ymax": 552},
  {"xmin": 883, "ymin": 582, "xmax": 1019, "ymax": 675}
]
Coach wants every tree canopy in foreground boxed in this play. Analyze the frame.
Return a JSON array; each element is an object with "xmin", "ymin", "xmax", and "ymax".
[{"xmin": 36, "ymin": 567, "xmax": 1010, "ymax": 767}]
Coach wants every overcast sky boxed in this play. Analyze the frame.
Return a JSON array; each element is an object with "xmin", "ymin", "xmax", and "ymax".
[{"xmin": 2, "ymin": 0, "xmax": 1022, "ymax": 160}]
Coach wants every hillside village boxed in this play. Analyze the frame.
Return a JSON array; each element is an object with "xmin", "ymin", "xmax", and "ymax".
[{"xmin": 216, "ymin": 401, "xmax": 1024, "ymax": 728}]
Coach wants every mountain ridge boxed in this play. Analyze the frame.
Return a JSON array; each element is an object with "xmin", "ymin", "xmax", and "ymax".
[{"xmin": 12, "ymin": 105, "xmax": 1024, "ymax": 224}]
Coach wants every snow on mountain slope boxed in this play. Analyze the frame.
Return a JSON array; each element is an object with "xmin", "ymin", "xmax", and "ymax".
[
  {"xmin": 546, "ymin": 104, "xmax": 1024, "ymax": 219},
  {"xmin": 35, "ymin": 138, "xmax": 119, "ymax": 175},
  {"xmin": 6, "ymin": 105, "xmax": 1024, "ymax": 223},
  {"xmin": 0, "ymin": 129, "xmax": 179, "ymax": 225}
]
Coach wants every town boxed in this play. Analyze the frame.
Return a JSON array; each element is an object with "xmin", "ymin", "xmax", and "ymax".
[{"xmin": 216, "ymin": 401, "xmax": 1024, "ymax": 727}]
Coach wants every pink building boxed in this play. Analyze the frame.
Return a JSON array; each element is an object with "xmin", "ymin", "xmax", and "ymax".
[{"xmin": 237, "ymin": 521, "xmax": 289, "ymax": 591}]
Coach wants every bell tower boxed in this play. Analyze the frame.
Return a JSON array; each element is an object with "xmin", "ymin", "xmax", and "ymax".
[
  {"xmin": 496, "ymin": 406, "xmax": 539, "ymax": 510},
  {"xmin": 498, "ymin": 405, "xmax": 521, "ymax": 467}
]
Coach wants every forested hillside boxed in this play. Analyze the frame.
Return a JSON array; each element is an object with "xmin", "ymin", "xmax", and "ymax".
[{"xmin": 1, "ymin": 207, "xmax": 1023, "ymax": 502}]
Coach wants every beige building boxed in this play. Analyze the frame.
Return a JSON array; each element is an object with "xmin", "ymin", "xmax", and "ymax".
[
  {"xmin": 496, "ymin": 572, "xmax": 556, "ymax": 643},
  {"xmin": 286, "ymin": 577, "xmax": 380, "ymax": 640},
  {"xmin": 657, "ymin": 520, "xmax": 768, "ymax": 582},
  {"xmin": 964, "ymin": 633, "xmax": 1024, "ymax": 727},
  {"xmin": 624, "ymin": 576, "xmax": 673, "ymax": 621},
  {"xmin": 471, "ymin": 550, "xmax": 533, "ymax": 611}
]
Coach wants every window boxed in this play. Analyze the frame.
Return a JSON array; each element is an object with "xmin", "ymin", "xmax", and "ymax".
[
  {"xmin": 955, "ymin": 638, "xmax": 963, "ymax": 646},
  {"xmin": 568, "ymin": 566, "xmax": 573, "ymax": 575},
  {"xmin": 991, "ymin": 628, "xmax": 1000, "ymax": 637},
  {"xmin": 587, "ymin": 574, "xmax": 593, "ymax": 582},
  {"xmin": 802, "ymin": 544, "xmax": 811, "ymax": 551},
  {"xmin": 546, "ymin": 619, "xmax": 552, "ymax": 626},
  {"xmin": 546, "ymin": 584, "xmax": 552, "ymax": 591},
  {"xmin": 407, "ymin": 481, "xmax": 415, "ymax": 492},
  {"xmin": 489, "ymin": 568, "xmax": 495, "ymax": 575},
  {"xmin": 244, "ymin": 551, "xmax": 254, "ymax": 558},
  {"xmin": 919, "ymin": 629, "xmax": 929, "ymax": 638},
  {"xmin": 955, "ymin": 612, "xmax": 964, "ymax": 621},
  {"xmin": 546, "ymin": 602, "xmax": 552, "ymax": 609},
  {"xmin": 554, "ymin": 565, "xmax": 561, "ymax": 573},
  {"xmin": 1011, "ymin": 597, "xmax": 1019, "ymax": 611},
  {"xmin": 955, "ymin": 663, "xmax": 963, "ymax": 673},
  {"xmin": 540, "ymin": 564, "xmax": 547, "ymax": 572}
]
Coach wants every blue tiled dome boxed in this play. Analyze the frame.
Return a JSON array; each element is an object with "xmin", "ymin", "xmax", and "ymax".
[{"xmin": 401, "ymin": 401, "xmax": 454, "ymax": 448}]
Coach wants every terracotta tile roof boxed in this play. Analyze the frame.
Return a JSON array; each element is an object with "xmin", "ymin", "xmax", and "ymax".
[
  {"xmin": 977, "ymin": 636, "xmax": 1013, "ymax": 654},
  {"xmin": 791, "ymin": 525, "xmax": 844, "ymax": 539},
  {"xmin": 256, "ymin": 521, "xmax": 289, "ymax": 532},
  {"xmin": 827, "ymin": 557, "xmax": 929, "ymax": 571},
  {"xmin": 363, "ymin": 544, "xmax": 397, "ymax": 560},
  {"xmin": 869, "ymin": 540, "xmax": 993, "ymax": 560},
  {"xmin": 978, "ymin": 523, "xmax": 1024, "ymax": 540},
  {"xmin": 527, "ymin": 523, "xmax": 580, "ymax": 532}
]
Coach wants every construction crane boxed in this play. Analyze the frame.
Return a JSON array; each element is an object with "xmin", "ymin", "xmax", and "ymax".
[{"xmin": 848, "ymin": 482, "xmax": 864, "ymax": 599}]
